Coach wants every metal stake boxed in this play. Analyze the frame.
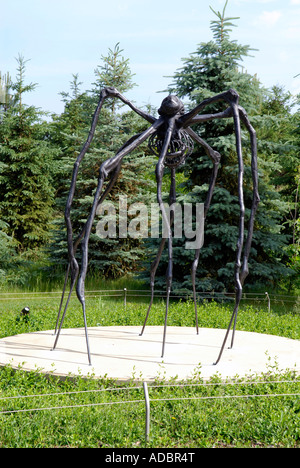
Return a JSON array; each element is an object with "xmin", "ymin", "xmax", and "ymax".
[
  {"xmin": 143, "ymin": 381, "xmax": 150, "ymax": 443},
  {"xmin": 265, "ymin": 291, "xmax": 271, "ymax": 312}
]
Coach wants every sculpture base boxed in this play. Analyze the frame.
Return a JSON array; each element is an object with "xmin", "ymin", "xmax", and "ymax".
[{"xmin": 0, "ymin": 326, "xmax": 299, "ymax": 382}]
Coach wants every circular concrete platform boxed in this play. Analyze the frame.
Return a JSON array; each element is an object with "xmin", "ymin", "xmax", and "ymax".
[{"xmin": 0, "ymin": 326, "xmax": 299, "ymax": 381}]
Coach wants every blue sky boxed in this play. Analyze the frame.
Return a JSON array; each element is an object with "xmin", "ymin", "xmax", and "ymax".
[{"xmin": 1, "ymin": 0, "xmax": 300, "ymax": 115}]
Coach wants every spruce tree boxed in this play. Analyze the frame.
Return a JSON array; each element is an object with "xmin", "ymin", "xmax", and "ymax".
[
  {"xmin": 282, "ymin": 94, "xmax": 300, "ymax": 287},
  {"xmin": 0, "ymin": 219, "xmax": 20, "ymax": 285},
  {"xmin": 0, "ymin": 56, "xmax": 58, "ymax": 253},
  {"xmin": 147, "ymin": 1, "xmax": 291, "ymax": 292},
  {"xmin": 49, "ymin": 45, "xmax": 156, "ymax": 279}
]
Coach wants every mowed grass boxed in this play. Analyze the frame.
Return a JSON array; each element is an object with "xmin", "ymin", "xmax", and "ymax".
[{"xmin": 0, "ymin": 291, "xmax": 299, "ymax": 448}]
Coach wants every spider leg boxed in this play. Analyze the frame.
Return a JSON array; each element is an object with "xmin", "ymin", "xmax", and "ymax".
[
  {"xmin": 229, "ymin": 106, "xmax": 260, "ymax": 349},
  {"xmin": 150, "ymin": 118, "xmax": 176, "ymax": 357},
  {"xmin": 185, "ymin": 128, "xmax": 221, "ymax": 334},
  {"xmin": 53, "ymin": 161, "xmax": 124, "ymax": 337},
  {"xmin": 54, "ymin": 263, "xmax": 70, "ymax": 335},
  {"xmin": 214, "ymin": 103, "xmax": 246, "ymax": 365},
  {"xmin": 54, "ymin": 88, "xmax": 113, "ymax": 339},
  {"xmin": 238, "ymin": 106, "xmax": 260, "ymax": 286},
  {"xmin": 53, "ymin": 123, "xmax": 160, "ymax": 364},
  {"xmin": 140, "ymin": 167, "xmax": 176, "ymax": 336},
  {"xmin": 55, "ymin": 87, "xmax": 157, "ymax": 338},
  {"xmin": 77, "ymin": 127, "xmax": 159, "ymax": 365},
  {"xmin": 53, "ymin": 159, "xmax": 119, "ymax": 364},
  {"xmin": 53, "ymin": 133, "xmax": 143, "ymax": 335},
  {"xmin": 180, "ymin": 89, "xmax": 238, "ymax": 127},
  {"xmin": 179, "ymin": 89, "xmax": 258, "ymax": 364}
]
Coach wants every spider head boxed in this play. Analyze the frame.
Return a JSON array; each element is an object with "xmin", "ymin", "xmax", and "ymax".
[{"xmin": 158, "ymin": 95, "xmax": 184, "ymax": 117}]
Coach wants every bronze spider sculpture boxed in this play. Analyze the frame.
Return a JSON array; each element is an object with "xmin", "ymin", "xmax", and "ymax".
[{"xmin": 52, "ymin": 86, "xmax": 260, "ymax": 366}]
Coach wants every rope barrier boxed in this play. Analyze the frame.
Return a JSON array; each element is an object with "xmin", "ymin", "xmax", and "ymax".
[
  {"xmin": 0, "ymin": 289, "xmax": 299, "ymax": 302},
  {"xmin": 1, "ymin": 391, "xmax": 299, "ymax": 416},
  {"xmin": 0, "ymin": 375, "xmax": 299, "ymax": 444},
  {"xmin": 0, "ymin": 398, "xmax": 145, "ymax": 415},
  {"xmin": 0, "ymin": 379, "xmax": 298, "ymax": 402}
]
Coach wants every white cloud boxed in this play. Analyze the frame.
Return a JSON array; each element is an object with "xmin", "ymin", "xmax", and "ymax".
[
  {"xmin": 256, "ymin": 10, "xmax": 282, "ymax": 27},
  {"xmin": 290, "ymin": 0, "xmax": 300, "ymax": 5},
  {"xmin": 284, "ymin": 10, "xmax": 300, "ymax": 38}
]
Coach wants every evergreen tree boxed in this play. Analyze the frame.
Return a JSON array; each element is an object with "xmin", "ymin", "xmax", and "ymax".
[
  {"xmin": 93, "ymin": 43, "xmax": 136, "ymax": 113},
  {"xmin": 49, "ymin": 45, "xmax": 156, "ymax": 279},
  {"xmin": 258, "ymin": 86, "xmax": 300, "ymax": 288},
  {"xmin": 0, "ymin": 219, "xmax": 20, "ymax": 285},
  {"xmin": 0, "ymin": 55, "xmax": 58, "ymax": 253},
  {"xmin": 147, "ymin": 1, "xmax": 291, "ymax": 292},
  {"xmin": 283, "ymin": 95, "xmax": 300, "ymax": 287}
]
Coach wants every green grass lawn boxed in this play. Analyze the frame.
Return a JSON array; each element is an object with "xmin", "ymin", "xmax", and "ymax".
[{"xmin": 0, "ymin": 292, "xmax": 299, "ymax": 448}]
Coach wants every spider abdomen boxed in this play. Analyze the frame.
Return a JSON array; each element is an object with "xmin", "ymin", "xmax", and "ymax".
[{"xmin": 148, "ymin": 129, "xmax": 194, "ymax": 168}]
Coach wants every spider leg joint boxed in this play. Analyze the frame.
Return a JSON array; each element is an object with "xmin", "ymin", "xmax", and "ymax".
[
  {"xmin": 227, "ymin": 88, "xmax": 239, "ymax": 105},
  {"xmin": 101, "ymin": 86, "xmax": 120, "ymax": 99}
]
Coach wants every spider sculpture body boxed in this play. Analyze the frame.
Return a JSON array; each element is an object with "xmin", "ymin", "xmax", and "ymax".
[{"xmin": 52, "ymin": 87, "xmax": 260, "ymax": 366}]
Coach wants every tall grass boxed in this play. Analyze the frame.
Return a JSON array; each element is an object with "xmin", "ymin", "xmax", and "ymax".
[
  {"xmin": 0, "ymin": 293, "xmax": 299, "ymax": 342},
  {"xmin": 0, "ymin": 268, "xmax": 148, "ymax": 293}
]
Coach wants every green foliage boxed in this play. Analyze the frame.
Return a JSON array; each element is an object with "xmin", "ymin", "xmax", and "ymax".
[
  {"xmin": 93, "ymin": 42, "xmax": 136, "ymax": 112},
  {"xmin": 148, "ymin": 2, "xmax": 293, "ymax": 292},
  {"xmin": 0, "ymin": 56, "xmax": 58, "ymax": 252},
  {"xmin": 48, "ymin": 46, "xmax": 156, "ymax": 279},
  {"xmin": 0, "ymin": 220, "xmax": 20, "ymax": 284},
  {"xmin": 0, "ymin": 8, "xmax": 298, "ymax": 292},
  {"xmin": 258, "ymin": 86, "xmax": 300, "ymax": 289}
]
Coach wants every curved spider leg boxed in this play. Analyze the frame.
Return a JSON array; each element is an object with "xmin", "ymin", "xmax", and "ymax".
[
  {"xmin": 229, "ymin": 106, "xmax": 260, "ymax": 349},
  {"xmin": 70, "ymin": 123, "xmax": 161, "ymax": 365},
  {"xmin": 53, "ymin": 160, "xmax": 117, "ymax": 363},
  {"xmin": 152, "ymin": 118, "xmax": 177, "ymax": 358},
  {"xmin": 54, "ymin": 133, "xmax": 148, "ymax": 335},
  {"xmin": 237, "ymin": 106, "xmax": 260, "ymax": 287},
  {"xmin": 52, "ymin": 165, "xmax": 120, "ymax": 360},
  {"xmin": 54, "ymin": 85, "xmax": 156, "ymax": 336},
  {"xmin": 179, "ymin": 89, "xmax": 239, "ymax": 128},
  {"xmin": 53, "ymin": 126, "xmax": 159, "ymax": 362},
  {"xmin": 54, "ymin": 263, "xmax": 70, "ymax": 334},
  {"xmin": 53, "ymin": 88, "xmax": 112, "ymax": 336},
  {"xmin": 53, "ymin": 139, "xmax": 136, "ymax": 335},
  {"xmin": 180, "ymin": 90, "xmax": 258, "ymax": 363},
  {"xmin": 73, "ymin": 133, "xmax": 144, "ymax": 252},
  {"xmin": 140, "ymin": 166, "xmax": 176, "ymax": 336},
  {"xmin": 185, "ymin": 127, "xmax": 221, "ymax": 334},
  {"xmin": 214, "ymin": 102, "xmax": 246, "ymax": 365}
]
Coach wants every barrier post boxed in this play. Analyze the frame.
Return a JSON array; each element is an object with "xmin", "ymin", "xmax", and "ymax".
[{"xmin": 143, "ymin": 381, "xmax": 150, "ymax": 443}]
